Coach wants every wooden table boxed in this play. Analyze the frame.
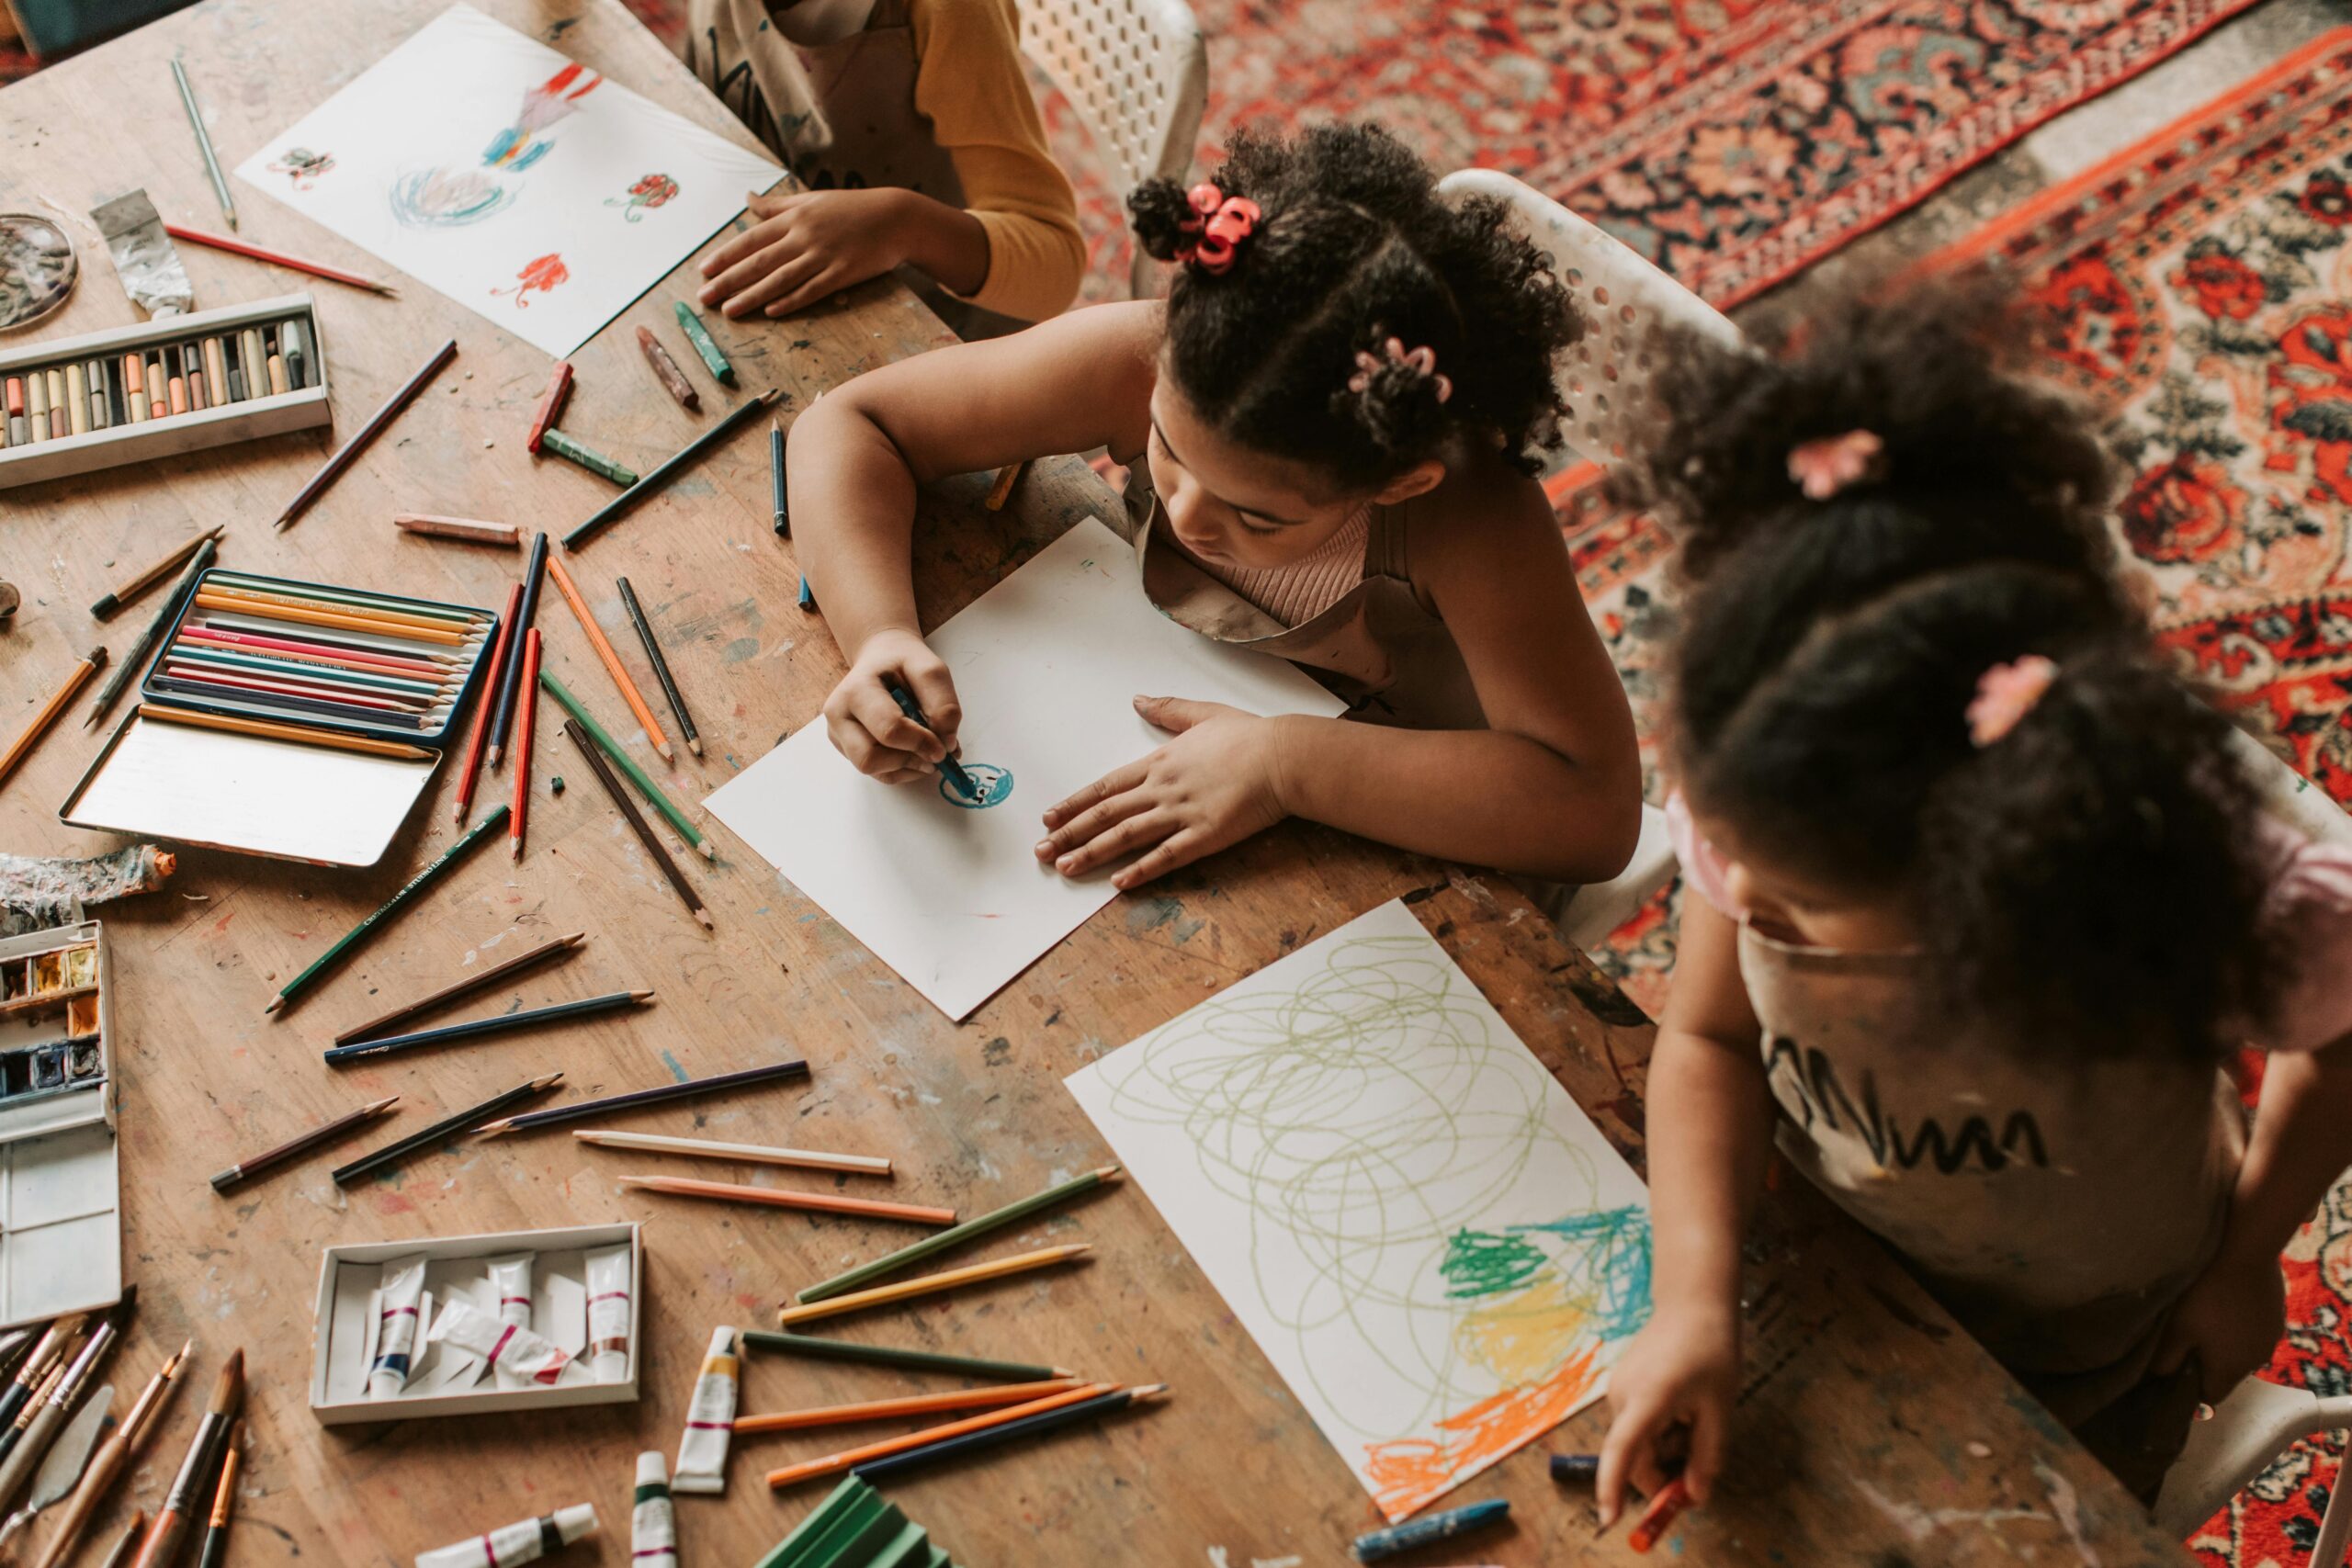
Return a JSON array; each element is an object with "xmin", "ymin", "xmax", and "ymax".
[{"xmin": 0, "ymin": 2, "xmax": 2198, "ymax": 1562}]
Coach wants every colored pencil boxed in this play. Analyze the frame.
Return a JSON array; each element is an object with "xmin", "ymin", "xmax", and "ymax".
[
  {"xmin": 191, "ymin": 1420, "xmax": 241, "ymax": 1568},
  {"xmin": 331, "ymin": 1072, "xmax": 563, "ymax": 1187},
  {"xmin": 474, "ymin": 1058, "xmax": 809, "ymax": 1137},
  {"xmin": 265, "ymin": 806, "xmax": 511, "ymax": 1015},
  {"xmin": 544, "ymin": 553, "xmax": 671, "ymax": 759},
  {"xmin": 797, "ymin": 1165, "xmax": 1121, "ymax": 1303},
  {"xmin": 888, "ymin": 685, "xmax": 976, "ymax": 801},
  {"xmin": 96, "ymin": 1511, "xmax": 147, "ymax": 1568},
  {"xmin": 178, "ymin": 625, "xmax": 451, "ymax": 677},
  {"xmin": 150, "ymin": 676, "xmax": 430, "ymax": 729},
  {"xmin": 615, "ymin": 1175, "xmax": 953, "ymax": 1225},
  {"xmin": 205, "ymin": 573, "xmax": 482, "ymax": 626},
  {"xmin": 673, "ymin": 301, "xmax": 735, "ymax": 383},
  {"xmin": 168, "ymin": 57, "xmax": 235, "ymax": 231},
  {"xmin": 159, "ymin": 663, "xmax": 431, "ymax": 713},
  {"xmin": 86, "ymin": 540, "xmax": 214, "ymax": 727},
  {"xmin": 209, "ymin": 1094, "xmax": 401, "ymax": 1190},
  {"xmin": 489, "ymin": 533, "xmax": 548, "ymax": 765},
  {"xmin": 538, "ymin": 671, "xmax": 713, "ymax": 857},
  {"xmin": 1, "ymin": 649, "xmax": 105, "ymax": 789},
  {"xmin": 164, "ymin": 644, "xmax": 444, "ymax": 698},
  {"xmin": 127, "ymin": 1347, "xmax": 241, "ymax": 1568},
  {"xmin": 739, "ymin": 1331, "xmax": 1068, "ymax": 1382},
  {"xmin": 1352, "ymin": 1500, "xmax": 1511, "ymax": 1563},
  {"xmin": 562, "ymin": 388, "xmax": 781, "ymax": 548},
  {"xmin": 985, "ymin": 459, "xmax": 1025, "ymax": 511},
  {"xmin": 396, "ymin": 513, "xmax": 520, "ymax": 547},
  {"xmin": 770, "ymin": 419, "xmax": 788, "ymax": 536},
  {"xmin": 849, "ymin": 1384, "xmax": 1165, "ymax": 1483},
  {"xmin": 276, "ymin": 337, "xmax": 457, "ymax": 529},
  {"xmin": 24, "ymin": 1341, "xmax": 186, "ymax": 1568},
  {"xmin": 526, "ymin": 360, "xmax": 573, "ymax": 454},
  {"xmin": 163, "ymin": 222, "xmax": 393, "ymax": 294},
  {"xmin": 191, "ymin": 611, "xmax": 468, "ymax": 663},
  {"xmin": 776, "ymin": 1245, "xmax": 1092, "ymax": 1326},
  {"xmin": 636, "ymin": 326, "xmax": 699, "ymax": 412},
  {"xmin": 614, "ymin": 577, "xmax": 700, "ymax": 756},
  {"xmin": 563, "ymin": 721, "xmax": 710, "ymax": 929},
  {"xmin": 454, "ymin": 582, "xmax": 523, "ymax": 823},
  {"xmin": 91, "ymin": 525, "xmax": 223, "ymax": 618},
  {"xmin": 739, "ymin": 1380, "xmax": 1080, "ymax": 1435},
  {"xmin": 511, "ymin": 629, "xmax": 542, "ymax": 859},
  {"xmin": 763, "ymin": 1383, "xmax": 1114, "ymax": 1490},
  {"xmin": 324, "ymin": 987, "xmax": 652, "ymax": 1064},
  {"xmin": 192, "ymin": 591, "xmax": 469, "ymax": 644},
  {"xmin": 540, "ymin": 427, "xmax": 638, "ymax": 486},
  {"xmin": 333, "ymin": 931, "xmax": 586, "ymax": 1043},
  {"xmin": 571, "ymin": 1130, "xmax": 888, "ymax": 1175}
]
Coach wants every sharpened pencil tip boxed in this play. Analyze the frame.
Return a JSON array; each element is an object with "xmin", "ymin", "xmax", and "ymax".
[
  {"xmin": 264, "ymin": 996, "xmax": 285, "ymax": 1015},
  {"xmin": 687, "ymin": 738, "xmax": 704, "ymax": 756},
  {"xmin": 630, "ymin": 988, "xmax": 656, "ymax": 1001},
  {"xmin": 695, "ymin": 910, "xmax": 715, "ymax": 930},
  {"xmin": 695, "ymin": 840, "xmax": 715, "ymax": 860}
]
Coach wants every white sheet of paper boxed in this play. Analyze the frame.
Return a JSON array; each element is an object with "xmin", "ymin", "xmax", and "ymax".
[
  {"xmin": 234, "ymin": 5, "xmax": 781, "ymax": 358},
  {"xmin": 1067, "ymin": 900, "xmax": 1652, "ymax": 1520},
  {"xmin": 707, "ymin": 517, "xmax": 1347, "ymax": 1020}
]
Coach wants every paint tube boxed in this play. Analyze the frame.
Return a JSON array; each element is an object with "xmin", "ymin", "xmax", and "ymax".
[
  {"xmin": 584, "ymin": 1244, "xmax": 632, "ymax": 1382},
  {"xmin": 368, "ymin": 1253, "xmax": 429, "ymax": 1398},
  {"xmin": 485, "ymin": 1255, "xmax": 535, "ymax": 1391},
  {"xmin": 88, "ymin": 191, "xmax": 191, "ymax": 317},
  {"xmin": 413, "ymin": 1503, "xmax": 596, "ymax": 1568},
  {"xmin": 671, "ymin": 1325, "xmax": 737, "ymax": 1495},
  {"xmin": 631, "ymin": 1452, "xmax": 676, "ymax": 1567},
  {"xmin": 427, "ymin": 1298, "xmax": 571, "ymax": 1386}
]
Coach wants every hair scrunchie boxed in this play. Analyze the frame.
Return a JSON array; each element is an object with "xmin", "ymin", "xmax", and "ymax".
[{"xmin": 1176, "ymin": 182, "xmax": 1261, "ymax": 276}]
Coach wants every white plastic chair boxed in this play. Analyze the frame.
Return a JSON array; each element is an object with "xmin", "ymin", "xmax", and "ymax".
[
  {"xmin": 1018, "ymin": 0, "xmax": 1207, "ymax": 299},
  {"xmin": 1435, "ymin": 170, "xmax": 1746, "ymax": 953}
]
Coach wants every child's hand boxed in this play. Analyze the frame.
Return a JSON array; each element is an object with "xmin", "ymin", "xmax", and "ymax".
[
  {"xmin": 1596, "ymin": 1303, "xmax": 1739, "ymax": 1527},
  {"xmin": 1036, "ymin": 696, "xmax": 1290, "ymax": 890},
  {"xmin": 2153, "ymin": 1239, "xmax": 2288, "ymax": 1399},
  {"xmin": 699, "ymin": 188, "xmax": 916, "ymax": 320},
  {"xmin": 822, "ymin": 628, "xmax": 963, "ymax": 784}
]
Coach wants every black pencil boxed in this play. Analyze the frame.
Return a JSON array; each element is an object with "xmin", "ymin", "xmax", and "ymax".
[
  {"xmin": 331, "ymin": 1072, "xmax": 563, "ymax": 1186},
  {"xmin": 85, "ymin": 540, "xmax": 215, "ymax": 728},
  {"xmin": 275, "ymin": 338, "xmax": 457, "ymax": 530},
  {"xmin": 209, "ymin": 1094, "xmax": 399, "ymax": 1190},
  {"xmin": 323, "ymin": 988, "xmax": 653, "ymax": 1064},
  {"xmin": 488, "ymin": 533, "xmax": 548, "ymax": 766},
  {"xmin": 474, "ymin": 1058, "xmax": 808, "ymax": 1136},
  {"xmin": 738, "ymin": 1332, "xmax": 1069, "ymax": 1382},
  {"xmin": 332, "ymin": 931, "xmax": 587, "ymax": 1043},
  {"xmin": 148, "ymin": 675, "xmax": 431, "ymax": 728},
  {"xmin": 563, "ymin": 721, "xmax": 712, "ymax": 929},
  {"xmin": 850, "ymin": 1385, "xmax": 1166, "ymax": 1482},
  {"xmin": 614, "ymin": 577, "xmax": 700, "ymax": 756},
  {"xmin": 770, "ymin": 419, "xmax": 788, "ymax": 536},
  {"xmin": 561, "ymin": 389, "xmax": 780, "ymax": 549}
]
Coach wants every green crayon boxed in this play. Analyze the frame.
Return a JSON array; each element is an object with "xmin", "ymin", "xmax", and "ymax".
[
  {"xmin": 673, "ymin": 302, "xmax": 736, "ymax": 385},
  {"xmin": 541, "ymin": 427, "xmax": 639, "ymax": 487}
]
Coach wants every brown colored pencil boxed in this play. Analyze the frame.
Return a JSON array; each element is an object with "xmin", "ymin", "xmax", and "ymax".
[
  {"xmin": 763, "ymin": 1383, "xmax": 1115, "ymax": 1489},
  {"xmin": 775, "ymin": 1244, "xmax": 1093, "ymax": 1327},
  {"xmin": 394, "ymin": 513, "xmax": 521, "ymax": 547},
  {"xmin": 735, "ymin": 1380, "xmax": 1081, "ymax": 1435},
  {"xmin": 511, "ymin": 629, "xmax": 541, "ymax": 861},
  {"xmin": 209, "ymin": 1094, "xmax": 400, "ymax": 1190},
  {"xmin": 543, "ymin": 553, "xmax": 671, "ymax": 759},
  {"xmin": 562, "ymin": 721, "xmax": 711, "ymax": 929},
  {"xmin": 332, "ymin": 931, "xmax": 586, "ymax": 1044},
  {"xmin": 636, "ymin": 326, "xmax": 700, "ymax": 412},
  {"xmin": 127, "ymin": 1348, "xmax": 241, "ymax": 1568},
  {"xmin": 136, "ymin": 702, "xmax": 438, "ymax": 761},
  {"xmin": 526, "ymin": 360, "xmax": 573, "ymax": 454},
  {"xmin": 276, "ymin": 338, "xmax": 456, "ymax": 529},
  {"xmin": 454, "ymin": 581, "xmax": 524, "ymax": 824},
  {"xmin": 616, "ymin": 577, "xmax": 700, "ymax": 756},
  {"xmin": 0, "ymin": 649, "xmax": 106, "ymax": 789},
  {"xmin": 90, "ymin": 525, "xmax": 224, "ymax": 618},
  {"xmin": 616, "ymin": 1175, "xmax": 954, "ymax": 1224}
]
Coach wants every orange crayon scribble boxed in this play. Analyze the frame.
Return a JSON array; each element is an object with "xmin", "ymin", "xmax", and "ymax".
[{"xmin": 1364, "ymin": 1341, "xmax": 1603, "ymax": 1522}]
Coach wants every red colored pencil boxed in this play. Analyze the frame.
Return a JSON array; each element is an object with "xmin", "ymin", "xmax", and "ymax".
[
  {"xmin": 454, "ymin": 581, "xmax": 522, "ymax": 824},
  {"xmin": 182, "ymin": 625, "xmax": 455, "ymax": 676},
  {"xmin": 160, "ymin": 663, "xmax": 424, "ymax": 712},
  {"xmin": 162, "ymin": 222, "xmax": 398, "ymax": 296},
  {"xmin": 510, "ymin": 628, "xmax": 541, "ymax": 860},
  {"xmin": 526, "ymin": 361, "xmax": 573, "ymax": 454}
]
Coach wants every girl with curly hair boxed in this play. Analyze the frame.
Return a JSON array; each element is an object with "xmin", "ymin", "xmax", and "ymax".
[{"xmin": 790, "ymin": 123, "xmax": 1643, "ymax": 891}]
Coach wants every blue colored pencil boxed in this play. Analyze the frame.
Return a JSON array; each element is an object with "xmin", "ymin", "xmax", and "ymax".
[
  {"xmin": 888, "ymin": 686, "xmax": 975, "ymax": 800},
  {"xmin": 488, "ymin": 532, "xmax": 548, "ymax": 765}
]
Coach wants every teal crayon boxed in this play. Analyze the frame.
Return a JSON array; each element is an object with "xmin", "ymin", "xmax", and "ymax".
[
  {"xmin": 888, "ymin": 685, "xmax": 974, "ymax": 800},
  {"xmin": 673, "ymin": 301, "xmax": 736, "ymax": 384},
  {"xmin": 1351, "ymin": 1499, "xmax": 1510, "ymax": 1562},
  {"xmin": 796, "ymin": 574, "xmax": 815, "ymax": 612}
]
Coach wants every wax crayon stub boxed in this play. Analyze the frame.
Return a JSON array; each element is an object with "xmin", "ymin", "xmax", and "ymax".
[
  {"xmin": 1551, "ymin": 1452, "xmax": 1600, "ymax": 1483},
  {"xmin": 1350, "ymin": 1498, "xmax": 1510, "ymax": 1562},
  {"xmin": 1628, "ymin": 1477, "xmax": 1693, "ymax": 1554}
]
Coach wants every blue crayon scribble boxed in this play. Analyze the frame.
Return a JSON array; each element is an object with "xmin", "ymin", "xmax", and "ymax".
[{"xmin": 942, "ymin": 762, "xmax": 1013, "ymax": 809}]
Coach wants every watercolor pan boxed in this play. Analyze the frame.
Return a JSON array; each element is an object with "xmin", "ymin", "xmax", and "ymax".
[{"xmin": 0, "ymin": 919, "xmax": 120, "ymax": 1331}]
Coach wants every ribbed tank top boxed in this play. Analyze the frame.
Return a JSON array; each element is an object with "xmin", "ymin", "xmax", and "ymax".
[{"xmin": 1190, "ymin": 505, "xmax": 1372, "ymax": 628}]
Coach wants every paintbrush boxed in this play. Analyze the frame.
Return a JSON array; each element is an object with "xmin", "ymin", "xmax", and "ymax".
[
  {"xmin": 0, "ymin": 1378, "xmax": 112, "ymax": 1550},
  {"xmin": 0, "ymin": 1317, "xmax": 85, "ymax": 1437},
  {"xmin": 127, "ymin": 1348, "xmax": 240, "ymax": 1568},
  {"xmin": 28, "ymin": 1339, "xmax": 189, "ymax": 1568},
  {"xmin": 0, "ymin": 1287, "xmax": 133, "ymax": 1507}
]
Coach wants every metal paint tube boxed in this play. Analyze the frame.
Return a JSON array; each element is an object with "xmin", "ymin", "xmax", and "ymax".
[
  {"xmin": 368, "ymin": 1253, "xmax": 429, "ymax": 1398},
  {"xmin": 584, "ymin": 1244, "xmax": 631, "ymax": 1382},
  {"xmin": 485, "ymin": 1255, "xmax": 534, "ymax": 1392},
  {"xmin": 413, "ymin": 1503, "xmax": 596, "ymax": 1568},
  {"xmin": 631, "ymin": 1452, "xmax": 676, "ymax": 1567},
  {"xmin": 671, "ymin": 1326, "xmax": 737, "ymax": 1495},
  {"xmin": 427, "ymin": 1300, "xmax": 572, "ymax": 1386}
]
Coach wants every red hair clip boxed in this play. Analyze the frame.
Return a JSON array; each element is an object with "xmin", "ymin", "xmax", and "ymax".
[{"xmin": 1175, "ymin": 182, "xmax": 1261, "ymax": 276}]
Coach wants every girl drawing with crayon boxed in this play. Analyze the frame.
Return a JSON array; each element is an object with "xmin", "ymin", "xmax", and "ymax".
[{"xmin": 790, "ymin": 124, "xmax": 1643, "ymax": 894}]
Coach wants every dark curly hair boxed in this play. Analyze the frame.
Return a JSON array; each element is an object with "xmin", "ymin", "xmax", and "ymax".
[
  {"xmin": 1652, "ymin": 281, "xmax": 2282, "ymax": 1062},
  {"xmin": 1127, "ymin": 123, "xmax": 1581, "ymax": 488}
]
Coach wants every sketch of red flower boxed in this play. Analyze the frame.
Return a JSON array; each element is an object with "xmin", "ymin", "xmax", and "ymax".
[{"xmin": 491, "ymin": 253, "xmax": 570, "ymax": 308}]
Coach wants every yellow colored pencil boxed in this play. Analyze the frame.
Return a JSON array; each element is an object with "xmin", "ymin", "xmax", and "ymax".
[
  {"xmin": 775, "ymin": 1243, "xmax": 1091, "ymax": 1326},
  {"xmin": 135, "ymin": 703, "xmax": 437, "ymax": 760},
  {"xmin": 191, "ymin": 592, "xmax": 470, "ymax": 646},
  {"xmin": 735, "ymin": 1379, "xmax": 1082, "ymax": 1435}
]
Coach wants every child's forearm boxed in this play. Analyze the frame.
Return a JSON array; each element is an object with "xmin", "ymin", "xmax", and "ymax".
[
  {"xmin": 884, "ymin": 190, "xmax": 989, "ymax": 299},
  {"xmin": 2221, "ymin": 1043, "xmax": 2352, "ymax": 1264},
  {"xmin": 789, "ymin": 399, "xmax": 926, "ymax": 658},
  {"xmin": 1269, "ymin": 715, "xmax": 1640, "ymax": 885},
  {"xmin": 1645, "ymin": 1025, "xmax": 1776, "ymax": 1319}
]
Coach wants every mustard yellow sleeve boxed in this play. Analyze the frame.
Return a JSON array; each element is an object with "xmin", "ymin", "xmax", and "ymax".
[{"xmin": 907, "ymin": 0, "xmax": 1088, "ymax": 321}]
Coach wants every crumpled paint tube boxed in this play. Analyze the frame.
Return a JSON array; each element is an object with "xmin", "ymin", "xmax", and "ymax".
[
  {"xmin": 0, "ymin": 844, "xmax": 175, "ymax": 938},
  {"xmin": 632, "ymin": 1452, "xmax": 676, "ymax": 1567},
  {"xmin": 413, "ymin": 1504, "xmax": 596, "ymax": 1568},
  {"xmin": 428, "ymin": 1299, "xmax": 572, "ymax": 1386},
  {"xmin": 584, "ymin": 1244, "xmax": 631, "ymax": 1382},
  {"xmin": 485, "ymin": 1255, "xmax": 534, "ymax": 1391},
  {"xmin": 89, "ymin": 191, "xmax": 192, "ymax": 317},
  {"xmin": 368, "ymin": 1254, "xmax": 429, "ymax": 1399},
  {"xmin": 672, "ymin": 1326, "xmax": 737, "ymax": 1495}
]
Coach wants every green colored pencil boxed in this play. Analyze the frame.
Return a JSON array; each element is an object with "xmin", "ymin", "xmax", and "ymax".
[
  {"xmin": 796, "ymin": 1166, "xmax": 1123, "ymax": 1303},
  {"xmin": 673, "ymin": 302, "xmax": 736, "ymax": 385},
  {"xmin": 537, "ymin": 671, "xmax": 713, "ymax": 860},
  {"xmin": 264, "ymin": 807, "xmax": 511, "ymax": 1015},
  {"xmin": 740, "ymin": 1331, "xmax": 1069, "ymax": 1382}
]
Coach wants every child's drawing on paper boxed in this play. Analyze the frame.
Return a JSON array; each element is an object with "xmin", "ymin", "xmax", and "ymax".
[
  {"xmin": 492, "ymin": 253, "xmax": 569, "ymax": 307},
  {"xmin": 268, "ymin": 148, "xmax": 336, "ymax": 189},
  {"xmin": 1066, "ymin": 901, "xmax": 1652, "ymax": 1520},
  {"xmin": 390, "ymin": 167, "xmax": 514, "ymax": 228},
  {"xmin": 942, "ymin": 764, "xmax": 1012, "ymax": 809},
  {"xmin": 606, "ymin": 174, "xmax": 680, "ymax": 221},
  {"xmin": 482, "ymin": 62, "xmax": 601, "ymax": 171}
]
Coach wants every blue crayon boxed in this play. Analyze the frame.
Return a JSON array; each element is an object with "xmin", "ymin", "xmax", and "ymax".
[
  {"xmin": 797, "ymin": 574, "xmax": 816, "ymax": 611},
  {"xmin": 1351, "ymin": 1499, "xmax": 1510, "ymax": 1562},
  {"xmin": 888, "ymin": 685, "xmax": 977, "ymax": 801}
]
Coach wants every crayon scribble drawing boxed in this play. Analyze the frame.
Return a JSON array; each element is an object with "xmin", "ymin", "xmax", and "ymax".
[
  {"xmin": 390, "ymin": 167, "xmax": 514, "ymax": 228},
  {"xmin": 492, "ymin": 254, "xmax": 570, "ymax": 308},
  {"xmin": 607, "ymin": 174, "xmax": 680, "ymax": 222},
  {"xmin": 268, "ymin": 148, "xmax": 335, "ymax": 189},
  {"xmin": 942, "ymin": 764, "xmax": 1012, "ymax": 809},
  {"xmin": 1067, "ymin": 899, "xmax": 1652, "ymax": 1520}
]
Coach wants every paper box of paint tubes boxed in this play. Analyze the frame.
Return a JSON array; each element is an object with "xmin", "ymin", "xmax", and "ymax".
[{"xmin": 308, "ymin": 1222, "xmax": 641, "ymax": 1424}]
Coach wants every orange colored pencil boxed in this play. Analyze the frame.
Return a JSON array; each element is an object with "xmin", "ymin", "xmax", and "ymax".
[
  {"xmin": 543, "ymin": 553, "xmax": 672, "ymax": 760},
  {"xmin": 198, "ymin": 581, "xmax": 463, "ymax": 635},
  {"xmin": 510, "ymin": 628, "xmax": 541, "ymax": 860},
  {"xmin": 453, "ymin": 582, "xmax": 523, "ymax": 823},
  {"xmin": 191, "ymin": 592, "xmax": 469, "ymax": 646},
  {"xmin": 736, "ymin": 1379, "xmax": 1082, "ymax": 1435},
  {"xmin": 614, "ymin": 1175, "xmax": 954, "ymax": 1225},
  {"xmin": 764, "ymin": 1383, "xmax": 1115, "ymax": 1488}
]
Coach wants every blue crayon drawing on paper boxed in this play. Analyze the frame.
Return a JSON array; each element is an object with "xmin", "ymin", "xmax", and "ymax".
[{"xmin": 942, "ymin": 763, "xmax": 1013, "ymax": 809}]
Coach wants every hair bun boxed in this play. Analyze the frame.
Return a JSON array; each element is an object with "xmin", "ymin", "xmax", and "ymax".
[
  {"xmin": 1344, "ymin": 355, "xmax": 1452, "ymax": 455},
  {"xmin": 1129, "ymin": 178, "xmax": 1208, "ymax": 264}
]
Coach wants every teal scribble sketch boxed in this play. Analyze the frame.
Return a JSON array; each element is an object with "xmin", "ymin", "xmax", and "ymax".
[{"xmin": 942, "ymin": 763, "xmax": 1013, "ymax": 809}]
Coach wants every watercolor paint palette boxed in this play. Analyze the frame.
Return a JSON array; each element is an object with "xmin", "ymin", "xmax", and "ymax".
[
  {"xmin": 0, "ymin": 919, "xmax": 122, "ymax": 1330},
  {"xmin": 0, "ymin": 293, "xmax": 332, "ymax": 490}
]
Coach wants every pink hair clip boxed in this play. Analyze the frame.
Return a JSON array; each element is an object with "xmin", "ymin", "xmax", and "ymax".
[
  {"xmin": 1966, "ymin": 655, "xmax": 2058, "ymax": 748},
  {"xmin": 1786, "ymin": 429, "xmax": 1885, "ymax": 501},
  {"xmin": 1345, "ymin": 336, "xmax": 1453, "ymax": 402},
  {"xmin": 1175, "ymin": 186, "xmax": 1261, "ymax": 276}
]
